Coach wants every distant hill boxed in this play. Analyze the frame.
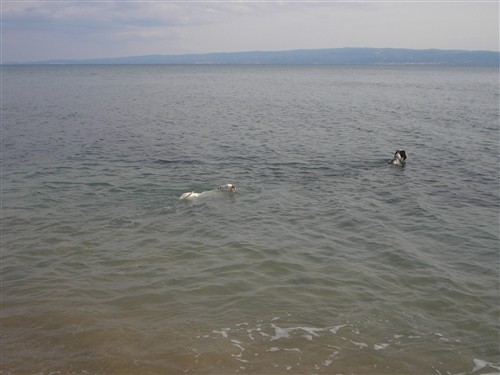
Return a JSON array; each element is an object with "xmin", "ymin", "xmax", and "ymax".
[{"xmin": 11, "ymin": 47, "xmax": 500, "ymax": 66}]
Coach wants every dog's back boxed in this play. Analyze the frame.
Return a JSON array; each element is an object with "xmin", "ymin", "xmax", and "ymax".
[{"xmin": 179, "ymin": 184, "xmax": 236, "ymax": 200}]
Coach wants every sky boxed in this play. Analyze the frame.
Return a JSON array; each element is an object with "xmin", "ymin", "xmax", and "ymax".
[{"xmin": 1, "ymin": 0, "xmax": 499, "ymax": 63}]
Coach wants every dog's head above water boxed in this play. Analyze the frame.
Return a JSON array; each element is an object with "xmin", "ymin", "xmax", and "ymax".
[
  {"xmin": 217, "ymin": 184, "xmax": 237, "ymax": 193},
  {"xmin": 390, "ymin": 150, "xmax": 407, "ymax": 166}
]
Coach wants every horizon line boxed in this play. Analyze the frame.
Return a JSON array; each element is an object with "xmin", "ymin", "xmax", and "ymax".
[{"xmin": 6, "ymin": 46, "xmax": 499, "ymax": 65}]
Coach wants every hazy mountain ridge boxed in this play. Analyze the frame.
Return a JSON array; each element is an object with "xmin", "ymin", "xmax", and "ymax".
[{"xmin": 10, "ymin": 47, "xmax": 499, "ymax": 66}]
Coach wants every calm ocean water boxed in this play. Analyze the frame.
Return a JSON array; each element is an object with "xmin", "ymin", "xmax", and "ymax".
[{"xmin": 1, "ymin": 65, "xmax": 499, "ymax": 374}]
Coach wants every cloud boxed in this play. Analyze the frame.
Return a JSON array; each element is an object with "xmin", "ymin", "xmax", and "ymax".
[
  {"xmin": 1, "ymin": 1, "xmax": 293, "ymax": 60},
  {"xmin": 2, "ymin": 2, "xmax": 183, "ymax": 60},
  {"xmin": 4, "ymin": 2, "xmax": 180, "ymax": 34}
]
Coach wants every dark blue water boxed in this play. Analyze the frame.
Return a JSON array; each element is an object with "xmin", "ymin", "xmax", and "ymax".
[{"xmin": 2, "ymin": 65, "xmax": 499, "ymax": 374}]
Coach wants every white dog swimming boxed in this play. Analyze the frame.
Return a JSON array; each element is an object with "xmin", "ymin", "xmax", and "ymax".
[
  {"xmin": 179, "ymin": 184, "xmax": 237, "ymax": 201},
  {"xmin": 389, "ymin": 150, "xmax": 407, "ymax": 166}
]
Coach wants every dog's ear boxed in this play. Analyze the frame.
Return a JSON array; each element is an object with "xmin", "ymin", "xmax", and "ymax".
[{"xmin": 400, "ymin": 151, "xmax": 407, "ymax": 160}]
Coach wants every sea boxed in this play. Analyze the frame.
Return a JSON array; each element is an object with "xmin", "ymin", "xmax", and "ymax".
[{"xmin": 1, "ymin": 64, "xmax": 499, "ymax": 375}]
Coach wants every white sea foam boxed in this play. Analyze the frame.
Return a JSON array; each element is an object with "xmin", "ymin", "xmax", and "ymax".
[
  {"xmin": 472, "ymin": 358, "xmax": 500, "ymax": 372},
  {"xmin": 212, "ymin": 328, "xmax": 230, "ymax": 338},
  {"xmin": 271, "ymin": 324, "xmax": 290, "ymax": 340},
  {"xmin": 231, "ymin": 341, "xmax": 247, "ymax": 363},
  {"xmin": 270, "ymin": 324, "xmax": 328, "ymax": 341},
  {"xmin": 322, "ymin": 351, "xmax": 339, "ymax": 367},
  {"xmin": 350, "ymin": 340, "xmax": 368, "ymax": 348},
  {"xmin": 329, "ymin": 324, "xmax": 348, "ymax": 334}
]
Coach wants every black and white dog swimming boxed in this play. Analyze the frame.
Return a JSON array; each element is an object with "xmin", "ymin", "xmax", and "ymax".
[
  {"xmin": 389, "ymin": 150, "xmax": 407, "ymax": 166},
  {"xmin": 179, "ymin": 184, "xmax": 237, "ymax": 201}
]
